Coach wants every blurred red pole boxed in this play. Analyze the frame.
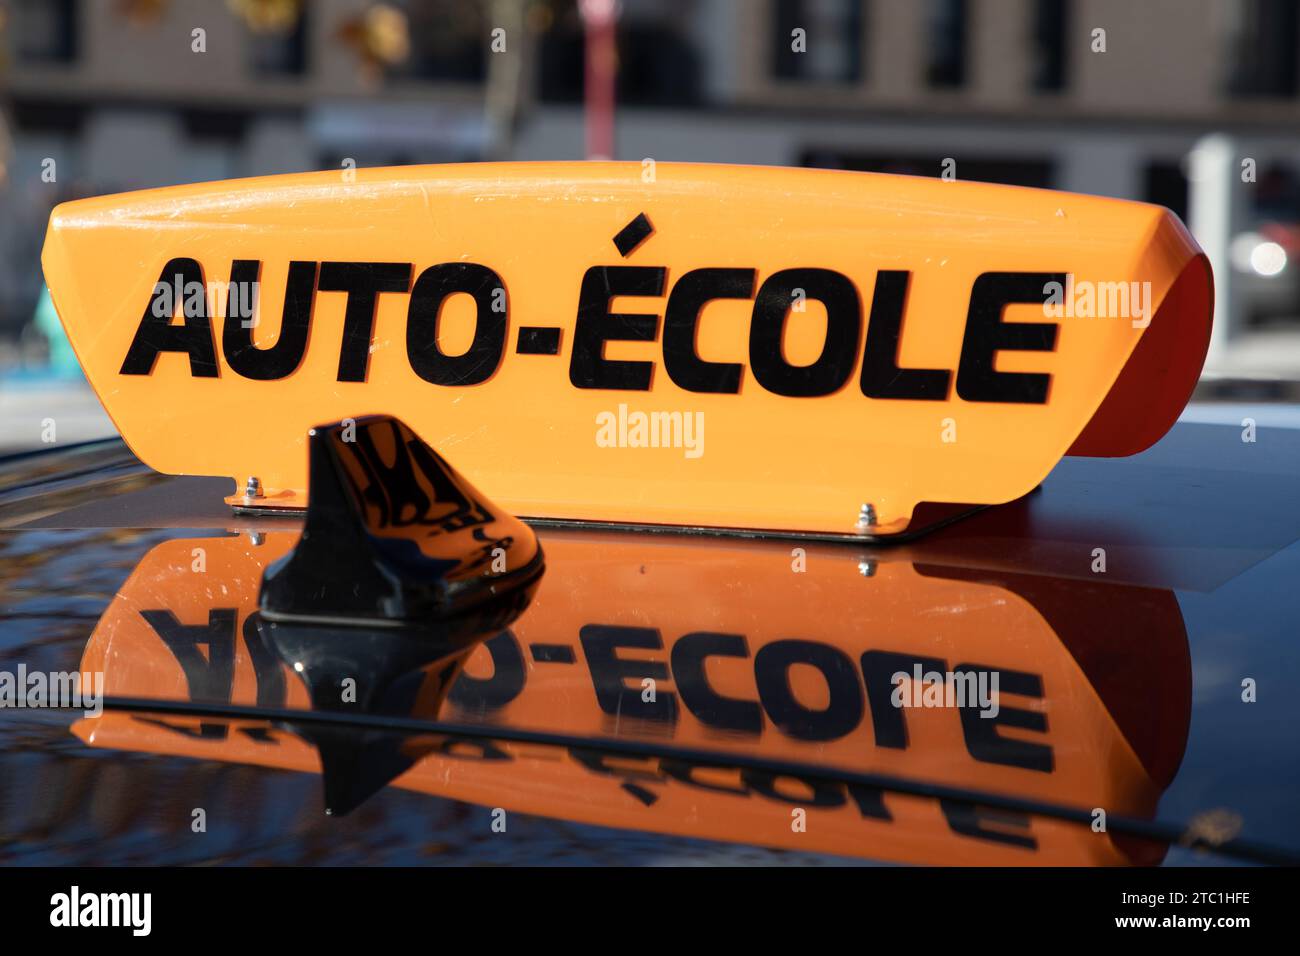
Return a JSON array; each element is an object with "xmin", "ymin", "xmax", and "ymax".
[{"xmin": 580, "ymin": 0, "xmax": 617, "ymax": 160}]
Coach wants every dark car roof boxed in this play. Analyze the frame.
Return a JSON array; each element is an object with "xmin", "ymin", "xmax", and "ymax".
[{"xmin": 1, "ymin": 410, "xmax": 1298, "ymax": 865}]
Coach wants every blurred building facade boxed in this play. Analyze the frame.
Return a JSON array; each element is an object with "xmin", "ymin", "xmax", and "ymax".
[{"xmin": 3, "ymin": 0, "xmax": 1300, "ymax": 363}]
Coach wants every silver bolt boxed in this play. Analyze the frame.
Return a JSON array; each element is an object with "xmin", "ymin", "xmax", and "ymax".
[
  {"xmin": 858, "ymin": 559, "xmax": 877, "ymax": 578},
  {"xmin": 856, "ymin": 503, "xmax": 877, "ymax": 529},
  {"xmin": 247, "ymin": 531, "xmax": 265, "ymax": 546},
  {"xmin": 245, "ymin": 476, "xmax": 263, "ymax": 498}
]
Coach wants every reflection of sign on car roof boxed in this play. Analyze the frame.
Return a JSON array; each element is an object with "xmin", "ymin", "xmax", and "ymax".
[
  {"xmin": 43, "ymin": 163, "xmax": 1212, "ymax": 537},
  {"xmin": 76, "ymin": 529, "xmax": 1191, "ymax": 865}
]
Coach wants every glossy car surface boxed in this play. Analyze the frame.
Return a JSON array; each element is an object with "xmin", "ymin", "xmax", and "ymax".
[{"xmin": 1, "ymin": 407, "xmax": 1297, "ymax": 865}]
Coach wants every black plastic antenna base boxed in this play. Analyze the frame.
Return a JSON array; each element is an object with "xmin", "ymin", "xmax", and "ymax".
[
  {"xmin": 259, "ymin": 415, "xmax": 543, "ymax": 633},
  {"xmin": 258, "ymin": 615, "xmax": 477, "ymax": 817}
]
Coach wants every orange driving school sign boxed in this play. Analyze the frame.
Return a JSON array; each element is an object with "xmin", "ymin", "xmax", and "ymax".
[{"xmin": 41, "ymin": 162, "xmax": 1212, "ymax": 536}]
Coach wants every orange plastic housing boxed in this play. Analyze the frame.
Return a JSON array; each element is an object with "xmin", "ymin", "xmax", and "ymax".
[{"xmin": 41, "ymin": 163, "xmax": 1212, "ymax": 536}]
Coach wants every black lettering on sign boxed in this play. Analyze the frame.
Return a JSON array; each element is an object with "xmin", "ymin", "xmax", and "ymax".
[
  {"xmin": 846, "ymin": 783, "xmax": 893, "ymax": 821},
  {"xmin": 119, "ymin": 255, "xmax": 1077, "ymax": 410},
  {"xmin": 406, "ymin": 262, "xmax": 508, "ymax": 386},
  {"xmin": 222, "ymin": 260, "xmax": 317, "ymax": 381},
  {"xmin": 448, "ymin": 630, "xmax": 527, "ymax": 713},
  {"xmin": 612, "ymin": 213, "xmax": 655, "ymax": 257},
  {"xmin": 317, "ymin": 261, "xmax": 412, "ymax": 383},
  {"xmin": 670, "ymin": 631, "xmax": 762, "ymax": 735},
  {"xmin": 569, "ymin": 266, "xmax": 666, "ymax": 390},
  {"xmin": 120, "ymin": 258, "xmax": 219, "ymax": 377},
  {"xmin": 956, "ymin": 664, "xmax": 1053, "ymax": 772},
  {"xmin": 860, "ymin": 271, "xmax": 951, "ymax": 400},
  {"xmin": 517, "ymin": 326, "xmax": 562, "ymax": 355},
  {"xmin": 620, "ymin": 781, "xmax": 659, "ymax": 805},
  {"xmin": 740, "ymin": 769, "xmax": 845, "ymax": 808},
  {"xmin": 753, "ymin": 639, "xmax": 863, "ymax": 741},
  {"xmin": 749, "ymin": 268, "xmax": 861, "ymax": 397},
  {"xmin": 140, "ymin": 607, "xmax": 236, "ymax": 703},
  {"xmin": 579, "ymin": 624, "xmax": 678, "ymax": 723},
  {"xmin": 860, "ymin": 650, "xmax": 947, "ymax": 749},
  {"xmin": 569, "ymin": 748, "xmax": 662, "ymax": 782},
  {"xmin": 940, "ymin": 799, "xmax": 1037, "ymax": 850},
  {"xmin": 660, "ymin": 759, "xmax": 750, "ymax": 796},
  {"xmin": 135, "ymin": 715, "xmax": 230, "ymax": 741},
  {"xmin": 431, "ymin": 737, "xmax": 511, "ymax": 761},
  {"xmin": 956, "ymin": 271, "xmax": 1063, "ymax": 404},
  {"xmin": 663, "ymin": 268, "xmax": 754, "ymax": 394}
]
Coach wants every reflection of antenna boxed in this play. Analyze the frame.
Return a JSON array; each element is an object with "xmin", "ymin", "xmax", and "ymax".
[{"xmin": 580, "ymin": 0, "xmax": 618, "ymax": 161}]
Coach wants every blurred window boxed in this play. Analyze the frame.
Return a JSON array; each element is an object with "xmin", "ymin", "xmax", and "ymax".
[
  {"xmin": 1225, "ymin": 0, "xmax": 1299, "ymax": 98},
  {"xmin": 248, "ymin": 8, "xmax": 309, "ymax": 77},
  {"xmin": 537, "ymin": 1, "xmax": 585, "ymax": 102},
  {"xmin": 180, "ymin": 109, "xmax": 249, "ymax": 145},
  {"xmin": 771, "ymin": 0, "xmax": 864, "ymax": 84},
  {"xmin": 180, "ymin": 110, "xmax": 249, "ymax": 185},
  {"xmin": 1144, "ymin": 162, "xmax": 1188, "ymax": 221},
  {"xmin": 800, "ymin": 150, "xmax": 1053, "ymax": 189},
  {"xmin": 10, "ymin": 99, "xmax": 85, "ymax": 136},
  {"xmin": 617, "ymin": 10, "xmax": 702, "ymax": 105},
  {"xmin": 1030, "ymin": 0, "xmax": 1068, "ymax": 92},
  {"xmin": 13, "ymin": 0, "xmax": 78, "ymax": 64},
  {"xmin": 538, "ymin": 0, "xmax": 702, "ymax": 106},
  {"xmin": 1252, "ymin": 164, "xmax": 1300, "ymax": 222},
  {"xmin": 924, "ymin": 0, "xmax": 966, "ymax": 89},
  {"xmin": 393, "ymin": 0, "xmax": 486, "ymax": 83}
]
